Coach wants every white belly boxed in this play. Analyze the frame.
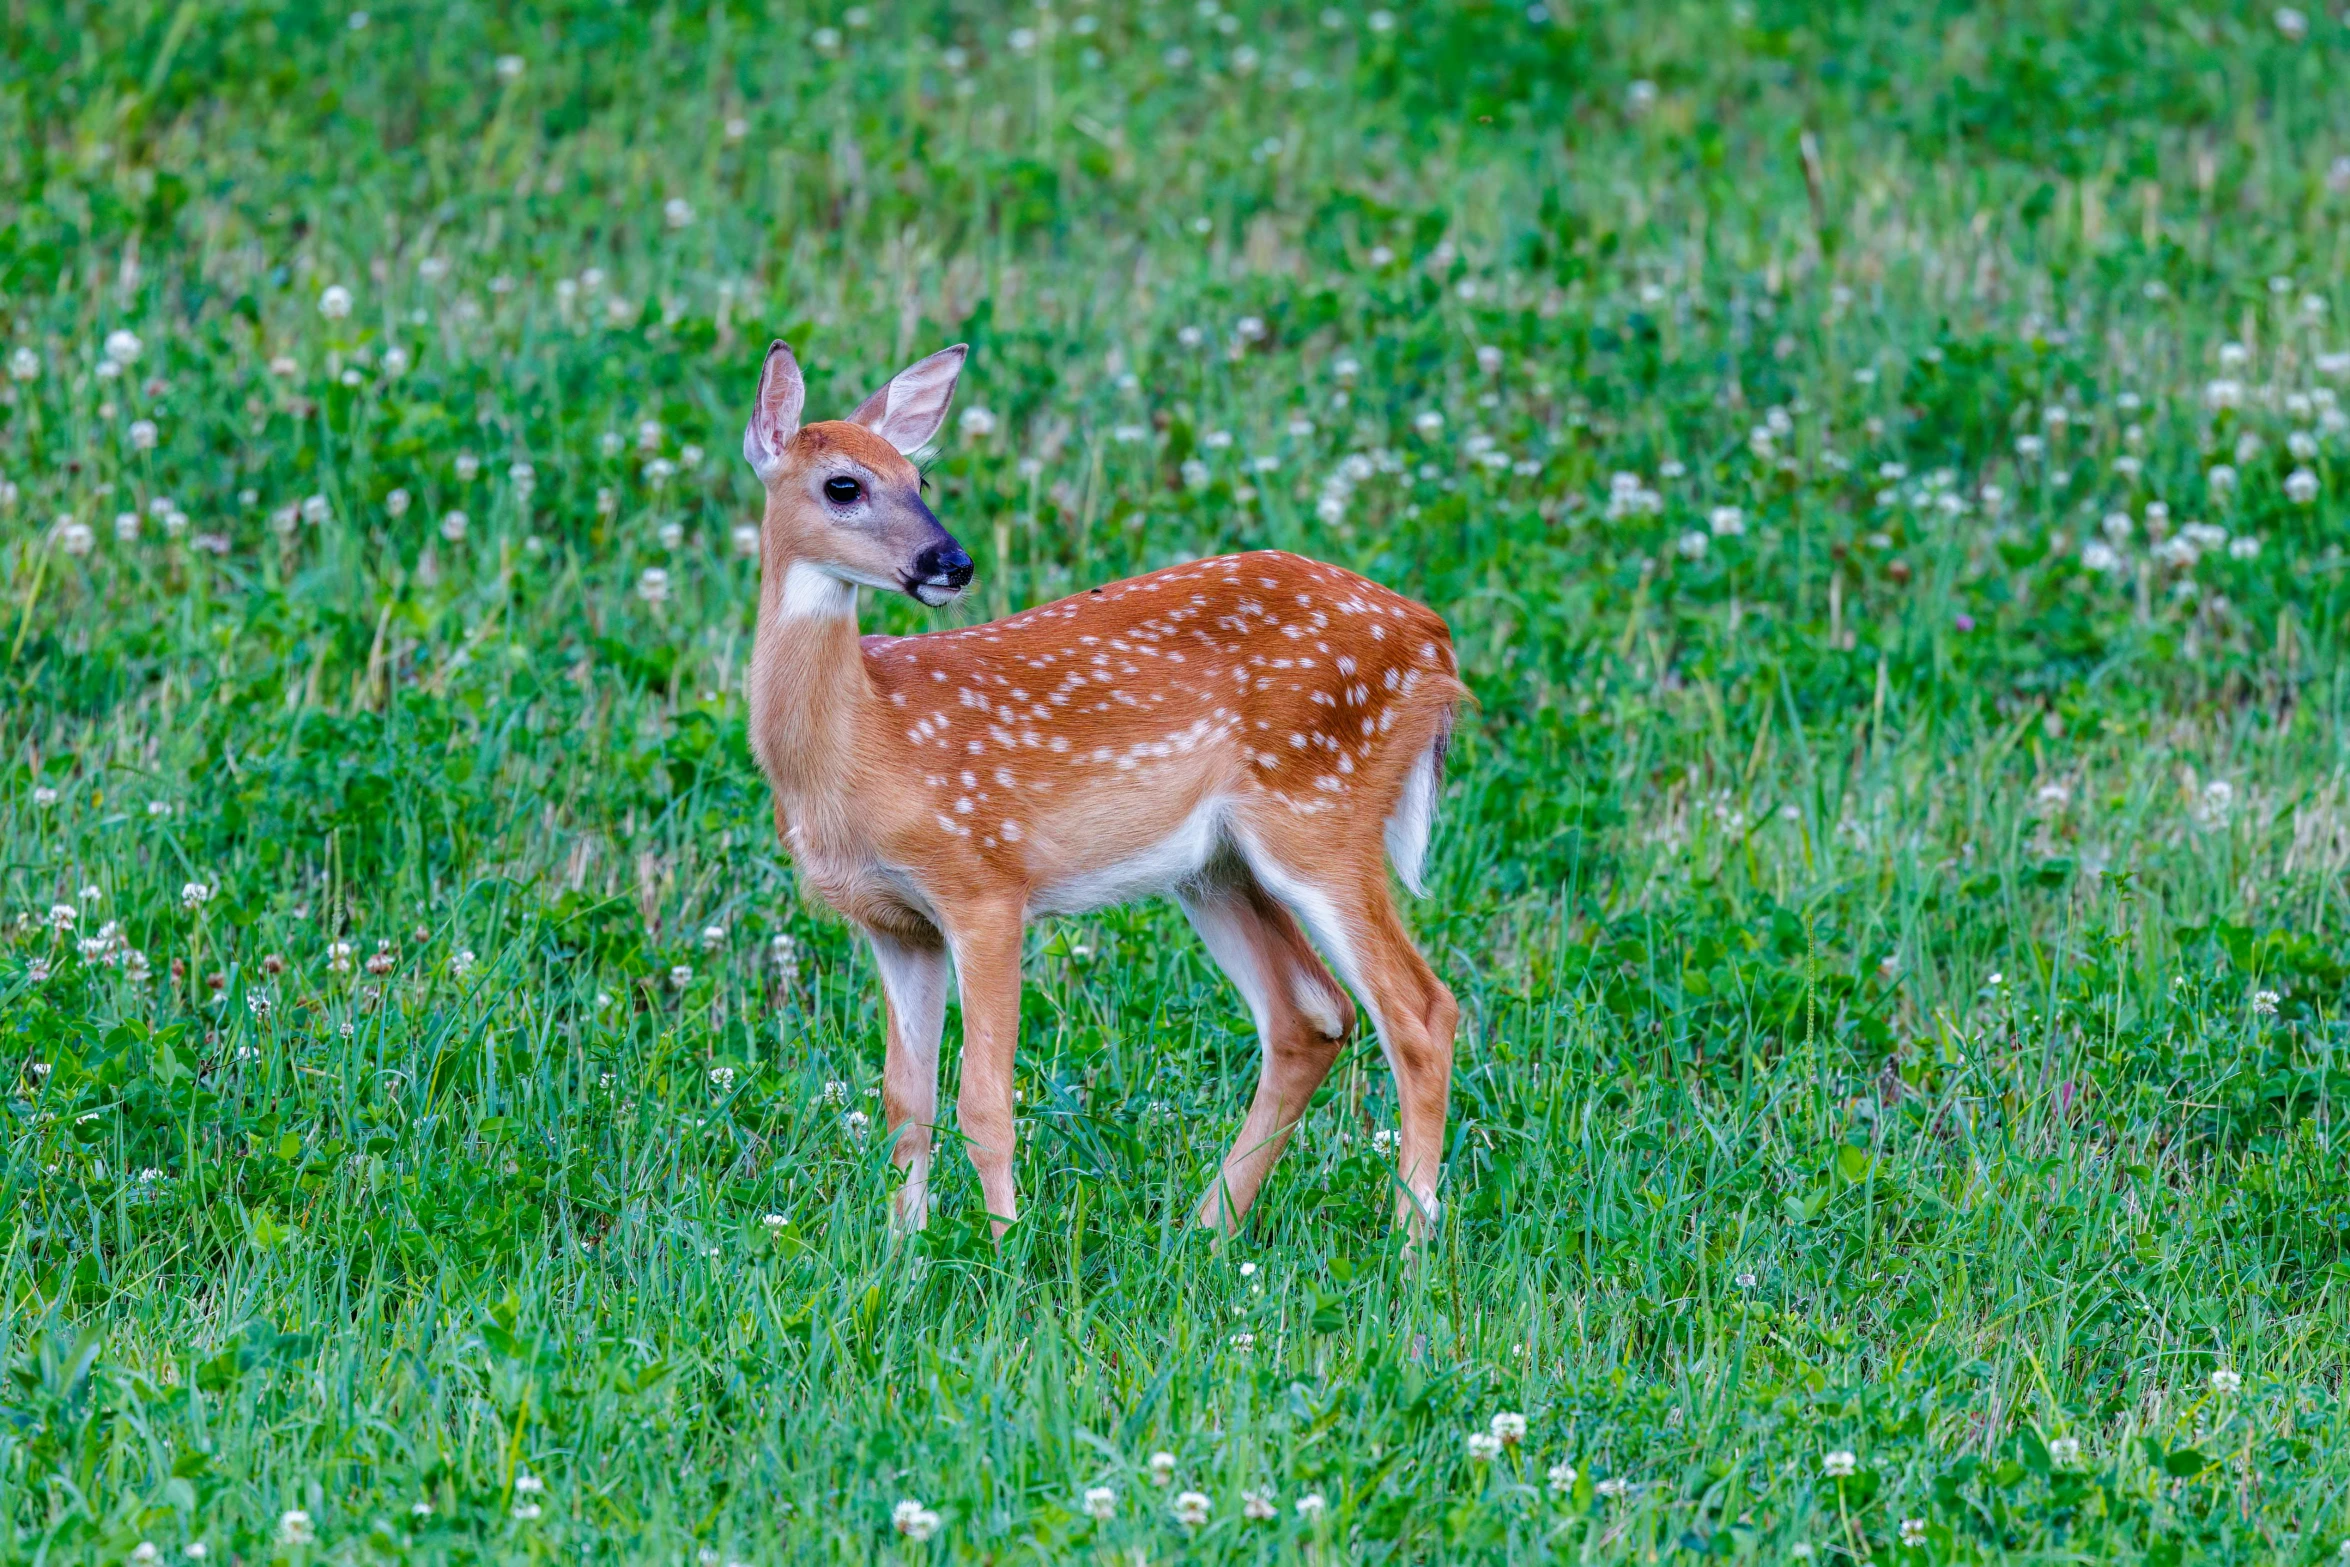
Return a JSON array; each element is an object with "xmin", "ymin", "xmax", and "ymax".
[{"xmin": 1027, "ymin": 799, "xmax": 1227, "ymax": 917}]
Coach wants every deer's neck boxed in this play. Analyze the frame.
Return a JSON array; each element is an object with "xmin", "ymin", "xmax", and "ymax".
[{"xmin": 747, "ymin": 557, "xmax": 874, "ymax": 802}]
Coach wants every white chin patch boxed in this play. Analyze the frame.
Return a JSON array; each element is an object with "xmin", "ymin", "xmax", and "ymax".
[{"xmin": 912, "ymin": 582, "xmax": 961, "ymax": 607}]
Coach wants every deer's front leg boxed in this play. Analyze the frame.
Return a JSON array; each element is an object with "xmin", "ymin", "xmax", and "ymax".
[
  {"xmin": 867, "ymin": 925, "xmax": 950, "ymax": 1231},
  {"xmin": 947, "ymin": 903, "xmax": 1026, "ymax": 1233}
]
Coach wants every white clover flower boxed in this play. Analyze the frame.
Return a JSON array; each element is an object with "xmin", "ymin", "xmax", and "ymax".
[
  {"xmin": 319, "ymin": 285, "xmax": 353, "ymax": 320},
  {"xmin": 303, "ymin": 494, "xmax": 332, "ymax": 525},
  {"xmin": 2048, "ymin": 1436, "xmax": 2081, "ymax": 1468},
  {"xmin": 46, "ymin": 903, "xmax": 76, "ymax": 930},
  {"xmin": 1296, "ymin": 1491, "xmax": 1328, "ymax": 1517},
  {"xmin": 55, "ymin": 520, "xmax": 95, "ymax": 556},
  {"xmin": 1490, "ymin": 1411, "xmax": 1527, "ymax": 1444},
  {"xmin": 1170, "ymin": 1490, "xmax": 1211, "ymax": 1528},
  {"xmin": 732, "ymin": 523, "xmax": 761, "ymax": 558},
  {"xmin": 1545, "ymin": 1461, "xmax": 1577, "ymax": 1495},
  {"xmin": 1229, "ymin": 1330, "xmax": 1254, "ymax": 1351},
  {"xmin": 6, "ymin": 346, "xmax": 39, "ymax": 381},
  {"xmin": 657, "ymin": 520, "xmax": 685, "ymax": 550},
  {"xmin": 131, "ymin": 1543, "xmax": 162, "ymax": 1565},
  {"xmin": 439, "ymin": 510, "xmax": 469, "ymax": 542},
  {"xmin": 276, "ymin": 1511, "xmax": 314, "ymax": 1547},
  {"xmin": 1148, "ymin": 1451, "xmax": 1176, "ymax": 1486},
  {"xmin": 450, "ymin": 948, "xmax": 476, "ymax": 976},
  {"xmin": 105, "ymin": 330, "xmax": 143, "ymax": 364},
  {"xmin": 385, "ymin": 488, "xmax": 410, "ymax": 518},
  {"xmin": 2276, "ymin": 6, "xmax": 2310, "ymax": 40},
  {"xmin": 1900, "ymin": 1518, "xmax": 1928, "ymax": 1548},
  {"xmin": 890, "ymin": 1501, "xmax": 940, "ymax": 1541},
  {"xmin": 1082, "ymin": 1486, "xmax": 1116, "ymax": 1521},
  {"xmin": 2079, "ymin": 540, "xmax": 2121, "ymax": 573},
  {"xmin": 495, "ymin": 53, "xmax": 525, "ymax": 82},
  {"xmin": 2252, "ymin": 991, "xmax": 2280, "ymax": 1016},
  {"xmin": 113, "ymin": 512, "xmax": 140, "ymax": 542},
  {"xmin": 1821, "ymin": 1449, "xmax": 1858, "ymax": 1478},
  {"xmin": 1241, "ymin": 1490, "xmax": 1277, "ymax": 1520},
  {"xmin": 638, "ymin": 567, "xmax": 672, "ymax": 604},
  {"xmin": 1676, "ymin": 530, "xmax": 1709, "ymax": 559},
  {"xmin": 1625, "ymin": 78, "xmax": 1657, "ymax": 113},
  {"xmin": 1412, "ymin": 409, "xmax": 1444, "ymax": 438},
  {"xmin": 1466, "ymin": 1430, "xmax": 1503, "ymax": 1462},
  {"xmin": 668, "ymin": 963, "xmax": 692, "ymax": 990},
  {"xmin": 509, "ymin": 461, "xmax": 537, "ymax": 495},
  {"xmin": 1475, "ymin": 344, "xmax": 1504, "ymax": 376},
  {"xmin": 2284, "ymin": 467, "xmax": 2319, "ymax": 505},
  {"xmin": 128, "ymin": 419, "xmax": 159, "ymax": 451},
  {"xmin": 2210, "ymin": 1366, "xmax": 2242, "ymax": 1393},
  {"xmin": 2229, "ymin": 534, "xmax": 2262, "ymax": 559},
  {"xmin": 1595, "ymin": 1476, "xmax": 1631, "ymax": 1498},
  {"xmin": 1708, "ymin": 505, "xmax": 1746, "ymax": 536},
  {"xmin": 664, "ymin": 197, "xmax": 694, "ymax": 229}
]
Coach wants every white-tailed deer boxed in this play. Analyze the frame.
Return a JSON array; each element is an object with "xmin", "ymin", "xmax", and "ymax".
[{"xmin": 740, "ymin": 339, "xmax": 1463, "ymax": 1236}]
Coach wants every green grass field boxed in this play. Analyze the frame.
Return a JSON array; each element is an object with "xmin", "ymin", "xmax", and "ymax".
[{"xmin": 6, "ymin": 1, "xmax": 2350, "ymax": 1561}]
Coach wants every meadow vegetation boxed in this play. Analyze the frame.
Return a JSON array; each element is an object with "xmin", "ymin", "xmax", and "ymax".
[{"xmin": 3, "ymin": 1, "xmax": 2349, "ymax": 1561}]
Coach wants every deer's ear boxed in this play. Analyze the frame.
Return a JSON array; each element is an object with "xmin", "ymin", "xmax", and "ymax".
[
  {"xmin": 742, "ymin": 340, "xmax": 806, "ymax": 481},
  {"xmin": 846, "ymin": 344, "xmax": 968, "ymax": 456}
]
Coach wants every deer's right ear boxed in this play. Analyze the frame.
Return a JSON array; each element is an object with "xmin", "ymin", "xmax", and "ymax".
[{"xmin": 742, "ymin": 340, "xmax": 806, "ymax": 482}]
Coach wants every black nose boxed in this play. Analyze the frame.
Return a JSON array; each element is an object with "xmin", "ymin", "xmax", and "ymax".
[{"xmin": 915, "ymin": 543, "xmax": 974, "ymax": 590}]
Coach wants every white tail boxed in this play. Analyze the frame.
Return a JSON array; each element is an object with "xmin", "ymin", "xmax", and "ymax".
[{"xmin": 741, "ymin": 340, "xmax": 1466, "ymax": 1236}]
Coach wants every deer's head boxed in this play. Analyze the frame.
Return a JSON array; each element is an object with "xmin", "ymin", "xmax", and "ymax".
[{"xmin": 741, "ymin": 340, "xmax": 973, "ymax": 609}]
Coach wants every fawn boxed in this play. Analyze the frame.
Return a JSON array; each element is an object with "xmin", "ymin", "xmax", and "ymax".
[{"xmin": 740, "ymin": 340, "xmax": 1464, "ymax": 1236}]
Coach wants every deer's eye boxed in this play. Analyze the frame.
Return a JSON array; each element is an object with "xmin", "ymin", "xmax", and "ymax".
[{"xmin": 823, "ymin": 475, "xmax": 863, "ymax": 505}]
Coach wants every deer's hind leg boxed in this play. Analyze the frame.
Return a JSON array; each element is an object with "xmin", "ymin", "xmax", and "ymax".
[
  {"xmin": 1234, "ymin": 837, "xmax": 1457, "ymax": 1239},
  {"xmin": 1179, "ymin": 866, "xmax": 1356, "ymax": 1232}
]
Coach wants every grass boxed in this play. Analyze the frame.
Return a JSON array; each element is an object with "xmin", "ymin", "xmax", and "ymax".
[{"xmin": 4, "ymin": 0, "xmax": 2350, "ymax": 1561}]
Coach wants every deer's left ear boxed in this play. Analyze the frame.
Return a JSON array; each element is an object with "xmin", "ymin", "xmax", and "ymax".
[{"xmin": 847, "ymin": 344, "xmax": 968, "ymax": 456}]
